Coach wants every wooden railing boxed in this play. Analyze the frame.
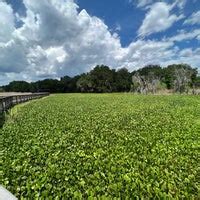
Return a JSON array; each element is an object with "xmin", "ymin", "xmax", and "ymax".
[{"xmin": 0, "ymin": 93, "xmax": 49, "ymax": 113}]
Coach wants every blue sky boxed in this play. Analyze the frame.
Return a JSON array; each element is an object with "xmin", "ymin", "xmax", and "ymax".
[
  {"xmin": 0, "ymin": 0, "xmax": 200, "ymax": 85},
  {"xmin": 78, "ymin": 0, "xmax": 144, "ymax": 46},
  {"xmin": 78, "ymin": 0, "xmax": 200, "ymax": 46}
]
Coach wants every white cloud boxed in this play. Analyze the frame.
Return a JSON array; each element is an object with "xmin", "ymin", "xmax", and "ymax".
[
  {"xmin": 133, "ymin": 0, "xmax": 187, "ymax": 9},
  {"xmin": 179, "ymin": 48, "xmax": 193, "ymax": 57},
  {"xmin": 176, "ymin": 0, "xmax": 187, "ymax": 9},
  {"xmin": 0, "ymin": 2, "xmax": 15, "ymax": 43},
  {"xmin": 166, "ymin": 29, "xmax": 200, "ymax": 42},
  {"xmin": 135, "ymin": 0, "xmax": 153, "ymax": 8},
  {"xmin": 138, "ymin": 2, "xmax": 184, "ymax": 37},
  {"xmin": 178, "ymin": 48, "xmax": 200, "ymax": 67},
  {"xmin": 0, "ymin": 0, "xmax": 199, "ymax": 85},
  {"xmin": 169, "ymin": 0, "xmax": 187, "ymax": 10},
  {"xmin": 26, "ymin": 45, "xmax": 65, "ymax": 78},
  {"xmin": 115, "ymin": 23, "xmax": 121, "ymax": 32},
  {"xmin": 0, "ymin": 39, "xmax": 28, "ymax": 73},
  {"xmin": 119, "ymin": 39, "xmax": 176, "ymax": 70},
  {"xmin": 0, "ymin": 0, "xmax": 123, "ymax": 83},
  {"xmin": 184, "ymin": 11, "xmax": 200, "ymax": 25}
]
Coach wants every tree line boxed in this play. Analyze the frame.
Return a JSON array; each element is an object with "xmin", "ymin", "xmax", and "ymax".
[{"xmin": 1, "ymin": 64, "xmax": 200, "ymax": 94}]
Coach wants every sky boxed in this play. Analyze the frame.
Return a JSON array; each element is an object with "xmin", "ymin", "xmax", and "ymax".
[{"xmin": 0, "ymin": 0, "xmax": 200, "ymax": 85}]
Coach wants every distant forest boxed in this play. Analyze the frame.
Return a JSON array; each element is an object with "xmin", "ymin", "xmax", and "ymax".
[{"xmin": 2, "ymin": 64, "xmax": 200, "ymax": 94}]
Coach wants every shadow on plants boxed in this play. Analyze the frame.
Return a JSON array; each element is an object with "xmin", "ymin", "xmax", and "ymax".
[{"xmin": 0, "ymin": 112, "xmax": 5, "ymax": 128}]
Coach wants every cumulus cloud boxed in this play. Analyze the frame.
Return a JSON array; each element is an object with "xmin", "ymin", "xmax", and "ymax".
[
  {"xmin": 0, "ymin": 2, "xmax": 15, "ymax": 43},
  {"xmin": 120, "ymin": 39, "xmax": 174, "ymax": 70},
  {"xmin": 138, "ymin": 2, "xmax": 184, "ymax": 37},
  {"xmin": 184, "ymin": 11, "xmax": 200, "ymax": 25},
  {"xmin": 0, "ymin": 0, "xmax": 123, "ymax": 83},
  {"xmin": 0, "ymin": 39, "xmax": 28, "ymax": 73},
  {"xmin": 0, "ymin": 0, "xmax": 199, "ymax": 85}
]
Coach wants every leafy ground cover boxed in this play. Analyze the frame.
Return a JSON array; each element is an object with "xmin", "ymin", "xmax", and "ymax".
[{"xmin": 1, "ymin": 94, "xmax": 200, "ymax": 199}]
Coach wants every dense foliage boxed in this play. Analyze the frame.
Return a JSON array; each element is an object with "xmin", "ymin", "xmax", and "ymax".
[
  {"xmin": 1, "ymin": 94, "xmax": 200, "ymax": 199},
  {"xmin": 2, "ymin": 64, "xmax": 199, "ymax": 93}
]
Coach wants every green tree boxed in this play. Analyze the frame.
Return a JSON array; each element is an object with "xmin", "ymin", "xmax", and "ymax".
[
  {"xmin": 163, "ymin": 64, "xmax": 198, "ymax": 91},
  {"xmin": 89, "ymin": 65, "xmax": 115, "ymax": 92},
  {"xmin": 4, "ymin": 81, "xmax": 31, "ymax": 92},
  {"xmin": 76, "ymin": 74, "xmax": 93, "ymax": 92},
  {"xmin": 115, "ymin": 68, "xmax": 132, "ymax": 92},
  {"xmin": 32, "ymin": 79, "xmax": 62, "ymax": 93}
]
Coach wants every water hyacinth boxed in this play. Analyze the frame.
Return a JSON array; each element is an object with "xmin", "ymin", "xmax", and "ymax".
[{"xmin": 1, "ymin": 94, "xmax": 200, "ymax": 199}]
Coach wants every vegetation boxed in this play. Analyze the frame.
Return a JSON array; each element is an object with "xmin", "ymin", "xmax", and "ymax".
[
  {"xmin": 2, "ymin": 64, "xmax": 199, "ymax": 94},
  {"xmin": 1, "ymin": 94, "xmax": 200, "ymax": 199}
]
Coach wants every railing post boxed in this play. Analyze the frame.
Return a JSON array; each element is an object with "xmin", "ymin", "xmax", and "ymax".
[{"xmin": 0, "ymin": 98, "xmax": 3, "ymax": 113}]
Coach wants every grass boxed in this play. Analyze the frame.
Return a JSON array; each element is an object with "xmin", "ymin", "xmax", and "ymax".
[{"xmin": 1, "ymin": 94, "xmax": 200, "ymax": 199}]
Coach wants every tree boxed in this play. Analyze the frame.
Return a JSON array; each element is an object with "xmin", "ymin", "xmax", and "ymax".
[
  {"xmin": 136, "ymin": 65, "xmax": 163, "ymax": 78},
  {"xmin": 115, "ymin": 68, "xmax": 132, "ymax": 92},
  {"xmin": 60, "ymin": 75, "xmax": 80, "ymax": 92},
  {"xmin": 4, "ymin": 81, "xmax": 31, "ymax": 92},
  {"xmin": 76, "ymin": 74, "xmax": 93, "ymax": 92},
  {"xmin": 32, "ymin": 79, "xmax": 62, "ymax": 93},
  {"xmin": 173, "ymin": 68, "xmax": 189, "ymax": 93},
  {"xmin": 132, "ymin": 65, "xmax": 162, "ymax": 94},
  {"xmin": 146, "ymin": 72, "xmax": 160, "ymax": 94},
  {"xmin": 163, "ymin": 64, "xmax": 197, "ymax": 91},
  {"xmin": 88, "ymin": 65, "xmax": 115, "ymax": 92},
  {"xmin": 60, "ymin": 75, "xmax": 72, "ymax": 92},
  {"xmin": 132, "ymin": 73, "xmax": 148, "ymax": 94},
  {"xmin": 194, "ymin": 76, "xmax": 200, "ymax": 88},
  {"xmin": 1, "ymin": 63, "xmax": 198, "ymax": 94}
]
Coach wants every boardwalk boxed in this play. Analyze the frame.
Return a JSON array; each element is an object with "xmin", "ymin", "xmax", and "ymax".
[
  {"xmin": 0, "ymin": 92, "xmax": 32, "ymax": 97},
  {"xmin": 0, "ymin": 92, "xmax": 49, "ymax": 113}
]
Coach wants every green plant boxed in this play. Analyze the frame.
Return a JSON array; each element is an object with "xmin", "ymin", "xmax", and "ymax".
[{"xmin": 1, "ymin": 94, "xmax": 200, "ymax": 199}]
